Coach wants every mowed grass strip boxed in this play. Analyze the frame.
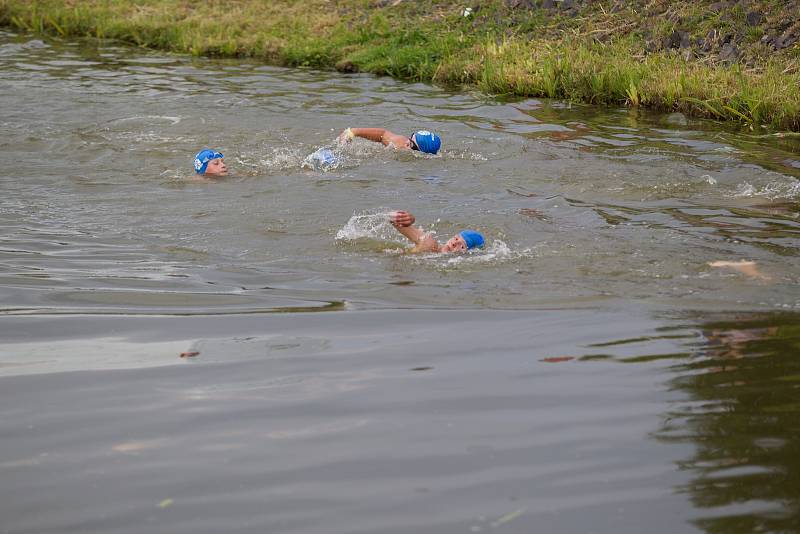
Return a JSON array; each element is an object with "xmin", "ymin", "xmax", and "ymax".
[{"xmin": 1, "ymin": 0, "xmax": 798, "ymax": 130}]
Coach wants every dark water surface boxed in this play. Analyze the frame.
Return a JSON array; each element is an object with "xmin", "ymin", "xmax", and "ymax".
[{"xmin": 1, "ymin": 30, "xmax": 799, "ymax": 533}]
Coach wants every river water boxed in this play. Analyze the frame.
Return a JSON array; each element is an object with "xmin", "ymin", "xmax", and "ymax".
[{"xmin": 1, "ymin": 30, "xmax": 799, "ymax": 533}]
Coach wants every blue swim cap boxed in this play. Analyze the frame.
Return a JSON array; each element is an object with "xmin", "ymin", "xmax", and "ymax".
[
  {"xmin": 459, "ymin": 230, "xmax": 485, "ymax": 250},
  {"xmin": 193, "ymin": 148, "xmax": 224, "ymax": 174},
  {"xmin": 411, "ymin": 130, "xmax": 442, "ymax": 155}
]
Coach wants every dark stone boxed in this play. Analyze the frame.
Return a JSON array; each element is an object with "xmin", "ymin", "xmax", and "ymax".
[
  {"xmin": 773, "ymin": 35, "xmax": 787, "ymax": 49},
  {"xmin": 666, "ymin": 30, "xmax": 691, "ymax": 49},
  {"xmin": 775, "ymin": 32, "xmax": 798, "ymax": 49},
  {"xmin": 695, "ymin": 37, "xmax": 705, "ymax": 50},
  {"xmin": 560, "ymin": 0, "xmax": 575, "ymax": 9},
  {"xmin": 541, "ymin": 0, "xmax": 556, "ymax": 8},
  {"xmin": 719, "ymin": 43, "xmax": 740, "ymax": 61},
  {"xmin": 709, "ymin": 1, "xmax": 731, "ymax": 12},
  {"xmin": 335, "ymin": 61, "xmax": 359, "ymax": 73},
  {"xmin": 504, "ymin": 0, "xmax": 536, "ymax": 8},
  {"xmin": 776, "ymin": 18, "xmax": 794, "ymax": 32},
  {"xmin": 645, "ymin": 39, "xmax": 662, "ymax": 53},
  {"xmin": 745, "ymin": 11, "xmax": 764, "ymax": 26}
]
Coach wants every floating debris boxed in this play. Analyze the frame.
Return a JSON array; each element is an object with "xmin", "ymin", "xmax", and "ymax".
[{"xmin": 541, "ymin": 356, "xmax": 575, "ymax": 363}]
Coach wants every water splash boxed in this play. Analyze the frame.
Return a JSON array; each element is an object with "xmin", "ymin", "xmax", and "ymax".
[
  {"xmin": 218, "ymin": 144, "xmax": 353, "ymax": 175},
  {"xmin": 302, "ymin": 147, "xmax": 344, "ymax": 172},
  {"xmin": 337, "ymin": 211, "xmax": 541, "ymax": 265},
  {"xmin": 445, "ymin": 149, "xmax": 488, "ymax": 161},
  {"xmin": 338, "ymin": 138, "xmax": 385, "ymax": 158},
  {"xmin": 733, "ymin": 179, "xmax": 800, "ymax": 200},
  {"xmin": 256, "ymin": 146, "xmax": 305, "ymax": 171},
  {"xmin": 441, "ymin": 239, "xmax": 539, "ymax": 266},
  {"xmin": 335, "ymin": 208, "xmax": 400, "ymax": 242}
]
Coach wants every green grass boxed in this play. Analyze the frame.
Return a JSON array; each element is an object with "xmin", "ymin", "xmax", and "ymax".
[{"xmin": 1, "ymin": 0, "xmax": 799, "ymax": 130}]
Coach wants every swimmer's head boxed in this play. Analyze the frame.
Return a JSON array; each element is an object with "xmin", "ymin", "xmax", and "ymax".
[
  {"xmin": 409, "ymin": 130, "xmax": 442, "ymax": 155},
  {"xmin": 441, "ymin": 229, "xmax": 485, "ymax": 253},
  {"xmin": 460, "ymin": 230, "xmax": 484, "ymax": 250},
  {"xmin": 193, "ymin": 148, "xmax": 227, "ymax": 176}
]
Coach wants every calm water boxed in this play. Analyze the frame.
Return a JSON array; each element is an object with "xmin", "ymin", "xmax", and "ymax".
[{"xmin": 1, "ymin": 30, "xmax": 799, "ymax": 533}]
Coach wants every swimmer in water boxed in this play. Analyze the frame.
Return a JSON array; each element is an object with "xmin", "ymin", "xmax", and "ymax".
[
  {"xmin": 708, "ymin": 260, "xmax": 771, "ymax": 281},
  {"xmin": 193, "ymin": 148, "xmax": 228, "ymax": 177},
  {"xmin": 390, "ymin": 209, "xmax": 484, "ymax": 254},
  {"xmin": 338, "ymin": 128, "xmax": 442, "ymax": 155}
]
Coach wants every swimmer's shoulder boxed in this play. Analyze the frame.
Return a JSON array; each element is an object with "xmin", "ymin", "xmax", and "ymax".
[{"xmin": 409, "ymin": 235, "xmax": 440, "ymax": 254}]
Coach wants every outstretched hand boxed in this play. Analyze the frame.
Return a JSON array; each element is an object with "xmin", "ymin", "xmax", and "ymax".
[
  {"xmin": 390, "ymin": 210, "xmax": 415, "ymax": 227},
  {"xmin": 338, "ymin": 128, "xmax": 355, "ymax": 145}
]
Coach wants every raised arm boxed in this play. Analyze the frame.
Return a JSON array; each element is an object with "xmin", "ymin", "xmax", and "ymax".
[{"xmin": 390, "ymin": 210, "xmax": 438, "ymax": 252}]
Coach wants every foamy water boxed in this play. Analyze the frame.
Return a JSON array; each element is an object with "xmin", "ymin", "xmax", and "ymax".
[{"xmin": 732, "ymin": 178, "xmax": 800, "ymax": 200}]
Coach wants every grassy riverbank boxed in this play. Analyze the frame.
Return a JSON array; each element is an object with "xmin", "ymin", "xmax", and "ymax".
[{"xmin": 2, "ymin": 0, "xmax": 799, "ymax": 130}]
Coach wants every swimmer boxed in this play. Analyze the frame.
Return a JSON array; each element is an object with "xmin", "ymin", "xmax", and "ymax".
[
  {"xmin": 390, "ymin": 209, "xmax": 484, "ymax": 254},
  {"xmin": 708, "ymin": 260, "xmax": 771, "ymax": 281},
  {"xmin": 193, "ymin": 148, "xmax": 228, "ymax": 177},
  {"xmin": 338, "ymin": 128, "xmax": 441, "ymax": 155}
]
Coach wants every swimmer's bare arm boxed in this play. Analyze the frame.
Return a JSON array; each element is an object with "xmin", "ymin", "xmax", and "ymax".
[
  {"xmin": 390, "ymin": 210, "xmax": 439, "ymax": 253},
  {"xmin": 340, "ymin": 128, "xmax": 412, "ymax": 149}
]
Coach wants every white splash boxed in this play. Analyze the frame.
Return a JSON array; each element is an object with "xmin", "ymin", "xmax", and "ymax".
[
  {"xmin": 733, "ymin": 179, "xmax": 800, "ymax": 200},
  {"xmin": 443, "ymin": 239, "xmax": 521, "ymax": 265},
  {"xmin": 258, "ymin": 146, "xmax": 305, "ymax": 171},
  {"xmin": 302, "ymin": 147, "xmax": 344, "ymax": 172},
  {"xmin": 446, "ymin": 149, "xmax": 488, "ymax": 161},
  {"xmin": 336, "ymin": 209, "xmax": 400, "ymax": 242}
]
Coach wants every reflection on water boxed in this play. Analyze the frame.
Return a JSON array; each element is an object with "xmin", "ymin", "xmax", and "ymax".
[{"xmin": 659, "ymin": 313, "xmax": 800, "ymax": 533}]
